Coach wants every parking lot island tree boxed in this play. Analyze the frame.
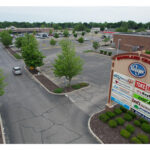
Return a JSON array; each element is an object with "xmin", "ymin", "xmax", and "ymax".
[
  {"xmin": 63, "ymin": 29, "xmax": 69, "ymax": 37},
  {"xmin": 50, "ymin": 39, "xmax": 56, "ymax": 46},
  {"xmin": 0, "ymin": 69, "xmax": 6, "ymax": 96},
  {"xmin": 53, "ymin": 39, "xmax": 84, "ymax": 87},
  {"xmin": 93, "ymin": 41, "xmax": 100, "ymax": 51},
  {"xmin": 15, "ymin": 37, "xmax": 23, "ymax": 48},
  {"xmin": 0, "ymin": 30, "xmax": 12, "ymax": 47},
  {"xmin": 21, "ymin": 34, "xmax": 45, "ymax": 69}
]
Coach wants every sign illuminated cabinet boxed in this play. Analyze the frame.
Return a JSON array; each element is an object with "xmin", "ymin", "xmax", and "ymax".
[{"xmin": 107, "ymin": 53, "xmax": 150, "ymax": 121}]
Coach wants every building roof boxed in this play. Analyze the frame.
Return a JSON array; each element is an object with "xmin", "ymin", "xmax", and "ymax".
[{"xmin": 114, "ymin": 32, "xmax": 150, "ymax": 38}]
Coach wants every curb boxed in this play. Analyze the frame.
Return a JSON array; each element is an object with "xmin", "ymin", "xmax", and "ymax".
[
  {"xmin": 88, "ymin": 110, "xmax": 104, "ymax": 144},
  {"xmin": 25, "ymin": 66, "xmax": 90, "ymax": 96},
  {"xmin": 88, "ymin": 103, "xmax": 118, "ymax": 144},
  {"xmin": 0, "ymin": 114, "xmax": 6, "ymax": 144}
]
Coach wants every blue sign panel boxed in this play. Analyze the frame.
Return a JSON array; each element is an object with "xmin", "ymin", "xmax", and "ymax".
[
  {"xmin": 129, "ymin": 63, "xmax": 146, "ymax": 78},
  {"xmin": 111, "ymin": 96, "xmax": 130, "ymax": 110}
]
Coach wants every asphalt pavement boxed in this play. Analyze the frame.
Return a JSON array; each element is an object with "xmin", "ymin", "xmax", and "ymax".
[{"xmin": 0, "ymin": 43, "xmax": 97, "ymax": 144}]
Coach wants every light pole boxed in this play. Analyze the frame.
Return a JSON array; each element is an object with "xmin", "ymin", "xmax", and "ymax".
[{"xmin": 117, "ymin": 39, "xmax": 121, "ymax": 55}]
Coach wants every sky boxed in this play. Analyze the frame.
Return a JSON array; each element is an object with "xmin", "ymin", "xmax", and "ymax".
[{"xmin": 0, "ymin": 6, "xmax": 150, "ymax": 23}]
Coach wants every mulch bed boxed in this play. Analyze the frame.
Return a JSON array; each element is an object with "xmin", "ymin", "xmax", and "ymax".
[
  {"xmin": 35, "ymin": 74, "xmax": 59, "ymax": 91},
  {"xmin": 27, "ymin": 68, "xmax": 39, "ymax": 75},
  {"xmin": 90, "ymin": 105, "xmax": 150, "ymax": 144},
  {"xmin": 7, "ymin": 47, "xmax": 17, "ymax": 55}
]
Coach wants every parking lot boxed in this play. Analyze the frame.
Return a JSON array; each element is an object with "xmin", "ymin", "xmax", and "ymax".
[{"xmin": 37, "ymin": 33, "xmax": 126, "ymax": 115}]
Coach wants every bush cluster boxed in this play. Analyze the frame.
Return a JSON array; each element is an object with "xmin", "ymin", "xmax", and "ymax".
[
  {"xmin": 14, "ymin": 53, "xmax": 22, "ymax": 59},
  {"xmin": 53, "ymin": 88, "xmax": 64, "ymax": 93},
  {"xmin": 108, "ymin": 120, "xmax": 117, "ymax": 128},
  {"xmin": 123, "ymin": 113, "xmax": 133, "ymax": 121},
  {"xmin": 99, "ymin": 50, "xmax": 112, "ymax": 56},
  {"xmin": 127, "ymin": 110, "xmax": 136, "ymax": 119},
  {"xmin": 114, "ymin": 108, "xmax": 122, "ymax": 115},
  {"xmin": 137, "ymin": 134, "xmax": 149, "ymax": 144},
  {"xmin": 99, "ymin": 114, "xmax": 110, "ymax": 122},
  {"xmin": 141, "ymin": 123, "xmax": 150, "ymax": 133},
  {"xmin": 120, "ymin": 129, "xmax": 131, "ymax": 139},
  {"xmin": 115, "ymin": 117, "xmax": 125, "ymax": 125},
  {"xmin": 139, "ymin": 118, "xmax": 149, "ymax": 124},
  {"xmin": 134, "ymin": 120, "xmax": 141, "ymax": 127},
  {"xmin": 106, "ymin": 111, "xmax": 116, "ymax": 118},
  {"xmin": 125, "ymin": 124, "xmax": 135, "ymax": 133},
  {"xmin": 131, "ymin": 137, "xmax": 142, "ymax": 144},
  {"xmin": 71, "ymin": 84, "xmax": 81, "ymax": 89}
]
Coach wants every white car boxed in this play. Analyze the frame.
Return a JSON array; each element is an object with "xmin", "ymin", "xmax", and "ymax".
[{"xmin": 12, "ymin": 67, "xmax": 22, "ymax": 75}]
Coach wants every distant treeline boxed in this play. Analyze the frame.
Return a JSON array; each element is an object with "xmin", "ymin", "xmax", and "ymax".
[{"xmin": 0, "ymin": 21, "xmax": 150, "ymax": 31}]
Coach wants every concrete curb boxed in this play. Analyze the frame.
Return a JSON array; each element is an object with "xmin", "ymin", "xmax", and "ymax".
[
  {"xmin": 88, "ymin": 109, "xmax": 105, "ymax": 144},
  {"xmin": 5, "ymin": 47, "xmax": 18, "ymax": 61},
  {"xmin": 88, "ymin": 103, "xmax": 118, "ymax": 144},
  {"xmin": 0, "ymin": 114, "xmax": 6, "ymax": 144},
  {"xmin": 24, "ymin": 66, "xmax": 90, "ymax": 96}
]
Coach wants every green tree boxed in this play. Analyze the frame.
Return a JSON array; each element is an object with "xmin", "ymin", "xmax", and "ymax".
[
  {"xmin": 53, "ymin": 39, "xmax": 83, "ymax": 87},
  {"xmin": 54, "ymin": 33, "xmax": 59, "ymax": 38},
  {"xmin": 0, "ymin": 69, "xmax": 6, "ymax": 96},
  {"xmin": 15, "ymin": 37, "xmax": 23, "ymax": 48},
  {"xmin": 78, "ymin": 37, "xmax": 84, "ymax": 43},
  {"xmin": 103, "ymin": 37, "xmax": 110, "ymax": 46},
  {"xmin": 82, "ymin": 32, "xmax": 85, "ymax": 36},
  {"xmin": 73, "ymin": 33, "xmax": 77, "ymax": 38},
  {"xmin": 49, "ymin": 29, "xmax": 53, "ymax": 35},
  {"xmin": 50, "ymin": 39, "xmax": 56, "ymax": 46},
  {"xmin": 93, "ymin": 41, "xmax": 100, "ymax": 51},
  {"xmin": 21, "ymin": 34, "xmax": 45, "ymax": 69},
  {"xmin": 63, "ymin": 29, "xmax": 69, "ymax": 37},
  {"xmin": 0, "ymin": 30, "xmax": 12, "ymax": 47}
]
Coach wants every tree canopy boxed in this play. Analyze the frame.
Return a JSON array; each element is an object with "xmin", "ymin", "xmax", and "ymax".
[
  {"xmin": 21, "ymin": 34, "xmax": 45, "ymax": 68},
  {"xmin": 53, "ymin": 39, "xmax": 83, "ymax": 86},
  {"xmin": 0, "ymin": 30, "xmax": 12, "ymax": 47}
]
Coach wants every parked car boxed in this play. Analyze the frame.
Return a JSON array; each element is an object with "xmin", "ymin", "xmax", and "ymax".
[{"xmin": 12, "ymin": 67, "xmax": 22, "ymax": 75}]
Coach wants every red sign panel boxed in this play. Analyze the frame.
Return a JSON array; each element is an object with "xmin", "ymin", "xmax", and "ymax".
[{"xmin": 135, "ymin": 80, "xmax": 150, "ymax": 93}]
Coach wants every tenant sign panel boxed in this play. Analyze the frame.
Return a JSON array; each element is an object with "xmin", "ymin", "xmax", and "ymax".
[{"xmin": 108, "ymin": 53, "xmax": 150, "ymax": 121}]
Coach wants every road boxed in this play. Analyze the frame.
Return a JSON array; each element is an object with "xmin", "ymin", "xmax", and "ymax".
[{"xmin": 0, "ymin": 43, "xmax": 97, "ymax": 144}]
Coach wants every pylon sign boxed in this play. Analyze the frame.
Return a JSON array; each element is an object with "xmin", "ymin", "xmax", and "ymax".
[{"xmin": 108, "ymin": 52, "xmax": 150, "ymax": 121}]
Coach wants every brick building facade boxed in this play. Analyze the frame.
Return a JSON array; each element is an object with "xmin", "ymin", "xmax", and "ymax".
[{"xmin": 113, "ymin": 33, "xmax": 150, "ymax": 52}]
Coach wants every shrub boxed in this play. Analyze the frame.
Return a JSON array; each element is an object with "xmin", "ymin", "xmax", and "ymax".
[
  {"xmin": 145, "ymin": 50, "xmax": 150, "ymax": 54},
  {"xmin": 114, "ymin": 108, "xmax": 122, "ymax": 115},
  {"xmin": 79, "ymin": 82, "xmax": 89, "ymax": 87},
  {"xmin": 108, "ymin": 120, "xmax": 117, "ymax": 128},
  {"xmin": 123, "ymin": 113, "xmax": 133, "ymax": 121},
  {"xmin": 100, "ymin": 50, "xmax": 103, "ymax": 54},
  {"xmin": 71, "ymin": 84, "xmax": 81, "ymax": 89},
  {"xmin": 93, "ymin": 41, "xmax": 100, "ymax": 51},
  {"xmin": 134, "ymin": 120, "xmax": 141, "ymax": 127},
  {"xmin": 120, "ymin": 106, "xmax": 127, "ymax": 113},
  {"xmin": 127, "ymin": 110, "xmax": 136, "ymax": 119},
  {"xmin": 139, "ymin": 118, "xmax": 149, "ymax": 124},
  {"xmin": 137, "ymin": 134, "xmax": 149, "ymax": 144},
  {"xmin": 82, "ymin": 32, "xmax": 85, "ymax": 36},
  {"xmin": 106, "ymin": 111, "xmax": 116, "ymax": 118},
  {"xmin": 53, "ymin": 88, "xmax": 64, "ymax": 93},
  {"xmin": 103, "ymin": 51, "xmax": 107, "ymax": 55},
  {"xmin": 108, "ymin": 52, "xmax": 112, "ymax": 56},
  {"xmin": 54, "ymin": 33, "xmax": 59, "ymax": 38},
  {"xmin": 141, "ymin": 123, "xmax": 150, "ymax": 133},
  {"xmin": 78, "ymin": 37, "xmax": 84, "ymax": 43},
  {"xmin": 115, "ymin": 117, "xmax": 125, "ymax": 125},
  {"xmin": 131, "ymin": 137, "xmax": 142, "ymax": 144},
  {"xmin": 120, "ymin": 129, "xmax": 131, "ymax": 139},
  {"xmin": 50, "ymin": 39, "xmax": 56, "ymax": 45},
  {"xmin": 99, "ymin": 114, "xmax": 110, "ymax": 122},
  {"xmin": 14, "ymin": 53, "xmax": 22, "ymax": 59},
  {"xmin": 125, "ymin": 124, "xmax": 135, "ymax": 133},
  {"xmin": 95, "ymin": 31, "xmax": 98, "ymax": 34},
  {"xmin": 74, "ymin": 33, "xmax": 77, "ymax": 37}
]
